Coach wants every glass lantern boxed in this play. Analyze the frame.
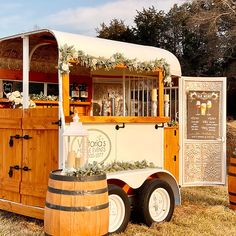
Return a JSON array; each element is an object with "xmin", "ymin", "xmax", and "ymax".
[{"xmin": 63, "ymin": 113, "xmax": 88, "ymax": 172}]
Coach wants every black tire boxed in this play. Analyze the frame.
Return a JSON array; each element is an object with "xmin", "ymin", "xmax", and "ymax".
[
  {"xmin": 136, "ymin": 179, "xmax": 175, "ymax": 227},
  {"xmin": 108, "ymin": 184, "xmax": 131, "ymax": 234}
]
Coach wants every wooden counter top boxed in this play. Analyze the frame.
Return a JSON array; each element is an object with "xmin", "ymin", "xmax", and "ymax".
[
  {"xmin": 66, "ymin": 116, "xmax": 170, "ymax": 124},
  {"xmin": 32, "ymin": 100, "xmax": 91, "ymax": 106}
]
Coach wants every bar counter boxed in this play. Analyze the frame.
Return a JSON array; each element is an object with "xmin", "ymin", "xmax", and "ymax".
[{"xmin": 66, "ymin": 116, "xmax": 170, "ymax": 124}]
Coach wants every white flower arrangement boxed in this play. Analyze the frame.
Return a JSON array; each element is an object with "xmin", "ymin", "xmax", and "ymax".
[
  {"xmin": 6, "ymin": 91, "xmax": 36, "ymax": 108},
  {"xmin": 58, "ymin": 44, "xmax": 172, "ymax": 85}
]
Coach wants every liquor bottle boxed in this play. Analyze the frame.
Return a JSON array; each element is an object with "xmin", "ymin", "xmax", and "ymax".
[
  {"xmin": 80, "ymin": 84, "xmax": 88, "ymax": 102},
  {"xmin": 106, "ymin": 93, "xmax": 111, "ymax": 116},
  {"xmin": 71, "ymin": 83, "xmax": 80, "ymax": 101}
]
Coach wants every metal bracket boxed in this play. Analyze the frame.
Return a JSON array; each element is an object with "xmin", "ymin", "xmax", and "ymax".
[
  {"xmin": 115, "ymin": 123, "xmax": 125, "ymax": 130},
  {"xmin": 8, "ymin": 165, "xmax": 31, "ymax": 177},
  {"xmin": 52, "ymin": 118, "xmax": 62, "ymax": 128},
  {"xmin": 9, "ymin": 134, "xmax": 32, "ymax": 147},
  {"xmin": 155, "ymin": 123, "xmax": 165, "ymax": 129}
]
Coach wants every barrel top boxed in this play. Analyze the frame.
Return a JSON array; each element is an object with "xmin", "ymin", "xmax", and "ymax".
[{"xmin": 50, "ymin": 170, "xmax": 107, "ymax": 182}]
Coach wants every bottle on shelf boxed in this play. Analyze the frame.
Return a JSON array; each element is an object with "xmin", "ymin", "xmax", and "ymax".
[
  {"xmin": 80, "ymin": 84, "xmax": 88, "ymax": 102},
  {"xmin": 71, "ymin": 83, "xmax": 80, "ymax": 101}
]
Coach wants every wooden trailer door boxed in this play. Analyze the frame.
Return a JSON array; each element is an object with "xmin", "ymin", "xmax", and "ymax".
[
  {"xmin": 164, "ymin": 126, "xmax": 179, "ymax": 182},
  {"xmin": 179, "ymin": 77, "xmax": 226, "ymax": 186},
  {"xmin": 0, "ymin": 109, "xmax": 23, "ymax": 203},
  {"xmin": 20, "ymin": 108, "xmax": 58, "ymax": 207}
]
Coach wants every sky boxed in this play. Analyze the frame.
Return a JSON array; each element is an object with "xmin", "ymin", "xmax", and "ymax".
[{"xmin": 0, "ymin": 0, "xmax": 189, "ymax": 38}]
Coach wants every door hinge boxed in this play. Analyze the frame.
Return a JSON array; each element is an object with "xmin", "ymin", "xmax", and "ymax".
[{"xmin": 52, "ymin": 118, "xmax": 62, "ymax": 128}]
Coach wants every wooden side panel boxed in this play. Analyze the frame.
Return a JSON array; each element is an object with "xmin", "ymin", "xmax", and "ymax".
[
  {"xmin": 164, "ymin": 127, "xmax": 179, "ymax": 182},
  {"xmin": 21, "ymin": 108, "xmax": 58, "ymax": 207},
  {"xmin": 0, "ymin": 108, "xmax": 23, "ymax": 118},
  {"xmin": 0, "ymin": 109, "xmax": 22, "ymax": 129},
  {"xmin": 0, "ymin": 109, "xmax": 22, "ymax": 202}
]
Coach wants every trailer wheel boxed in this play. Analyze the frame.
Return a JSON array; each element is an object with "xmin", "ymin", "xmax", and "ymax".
[
  {"xmin": 108, "ymin": 184, "xmax": 131, "ymax": 234},
  {"xmin": 137, "ymin": 179, "xmax": 175, "ymax": 226}
]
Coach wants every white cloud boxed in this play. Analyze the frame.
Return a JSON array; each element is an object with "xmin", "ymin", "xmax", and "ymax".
[{"xmin": 45, "ymin": 0, "xmax": 187, "ymax": 36}]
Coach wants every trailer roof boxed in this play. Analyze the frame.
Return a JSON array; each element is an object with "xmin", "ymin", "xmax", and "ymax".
[{"xmin": 0, "ymin": 29, "xmax": 182, "ymax": 77}]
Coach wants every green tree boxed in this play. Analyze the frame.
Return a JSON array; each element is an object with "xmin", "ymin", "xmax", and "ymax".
[
  {"xmin": 133, "ymin": 6, "xmax": 167, "ymax": 48},
  {"xmin": 96, "ymin": 19, "xmax": 135, "ymax": 42},
  {"xmin": 188, "ymin": 0, "xmax": 236, "ymax": 75}
]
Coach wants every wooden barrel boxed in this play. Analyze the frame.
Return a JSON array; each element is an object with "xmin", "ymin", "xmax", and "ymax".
[
  {"xmin": 44, "ymin": 170, "xmax": 109, "ymax": 236},
  {"xmin": 228, "ymin": 155, "xmax": 236, "ymax": 210}
]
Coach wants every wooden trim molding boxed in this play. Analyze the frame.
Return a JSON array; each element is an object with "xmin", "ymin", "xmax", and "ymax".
[
  {"xmin": 0, "ymin": 198, "xmax": 44, "ymax": 220},
  {"xmin": 66, "ymin": 116, "xmax": 170, "ymax": 124}
]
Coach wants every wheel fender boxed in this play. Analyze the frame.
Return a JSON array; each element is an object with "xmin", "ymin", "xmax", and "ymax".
[{"xmin": 107, "ymin": 168, "xmax": 181, "ymax": 205}]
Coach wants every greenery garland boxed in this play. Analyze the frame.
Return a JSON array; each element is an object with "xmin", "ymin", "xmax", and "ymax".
[
  {"xmin": 59, "ymin": 44, "xmax": 172, "ymax": 85},
  {"xmin": 65, "ymin": 160, "xmax": 156, "ymax": 177}
]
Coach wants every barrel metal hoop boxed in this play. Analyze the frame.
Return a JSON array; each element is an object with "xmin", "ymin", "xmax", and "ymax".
[
  {"xmin": 229, "ymin": 191, "xmax": 236, "ymax": 196},
  {"xmin": 45, "ymin": 202, "xmax": 109, "ymax": 212},
  {"xmin": 48, "ymin": 186, "xmax": 108, "ymax": 195},
  {"xmin": 229, "ymin": 163, "xmax": 236, "ymax": 167},
  {"xmin": 228, "ymin": 172, "xmax": 236, "ymax": 177},
  {"xmin": 230, "ymin": 201, "xmax": 236, "ymax": 206},
  {"xmin": 50, "ymin": 170, "xmax": 106, "ymax": 182}
]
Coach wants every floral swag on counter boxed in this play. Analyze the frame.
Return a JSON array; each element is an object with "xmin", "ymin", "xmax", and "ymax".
[
  {"xmin": 58, "ymin": 44, "xmax": 172, "ymax": 85},
  {"xmin": 6, "ymin": 91, "xmax": 36, "ymax": 108}
]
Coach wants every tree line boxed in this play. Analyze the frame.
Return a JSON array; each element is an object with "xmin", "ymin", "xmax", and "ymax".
[
  {"xmin": 96, "ymin": 0, "xmax": 235, "ymax": 77},
  {"xmin": 96, "ymin": 0, "xmax": 236, "ymax": 117}
]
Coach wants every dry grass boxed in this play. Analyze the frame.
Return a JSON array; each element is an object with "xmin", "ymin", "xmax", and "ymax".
[
  {"xmin": 0, "ymin": 186, "xmax": 235, "ymax": 235},
  {"xmin": 116, "ymin": 186, "xmax": 236, "ymax": 236}
]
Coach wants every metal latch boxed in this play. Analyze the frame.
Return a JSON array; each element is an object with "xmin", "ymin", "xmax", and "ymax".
[
  {"xmin": 8, "ymin": 165, "xmax": 31, "ymax": 177},
  {"xmin": 9, "ymin": 134, "xmax": 32, "ymax": 147}
]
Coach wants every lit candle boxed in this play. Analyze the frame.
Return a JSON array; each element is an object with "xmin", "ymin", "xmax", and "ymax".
[
  {"xmin": 67, "ymin": 151, "xmax": 76, "ymax": 169},
  {"xmin": 152, "ymin": 89, "xmax": 157, "ymax": 102},
  {"xmin": 164, "ymin": 94, "xmax": 169, "ymax": 102}
]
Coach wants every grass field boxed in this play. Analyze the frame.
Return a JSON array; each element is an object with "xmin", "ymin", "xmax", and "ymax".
[{"xmin": 0, "ymin": 185, "xmax": 235, "ymax": 236}]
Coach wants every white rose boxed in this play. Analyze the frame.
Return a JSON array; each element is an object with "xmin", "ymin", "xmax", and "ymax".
[
  {"xmin": 29, "ymin": 100, "xmax": 36, "ymax": 108},
  {"xmin": 12, "ymin": 91, "xmax": 21, "ymax": 98},
  {"xmin": 61, "ymin": 63, "xmax": 69, "ymax": 72},
  {"xmin": 73, "ymin": 51, "xmax": 78, "ymax": 59},
  {"xmin": 14, "ymin": 98, "xmax": 22, "ymax": 105},
  {"xmin": 92, "ymin": 59, "xmax": 97, "ymax": 65},
  {"xmin": 8, "ymin": 94, "xmax": 16, "ymax": 102},
  {"xmin": 110, "ymin": 57, "xmax": 115, "ymax": 63},
  {"xmin": 165, "ymin": 76, "xmax": 172, "ymax": 85}
]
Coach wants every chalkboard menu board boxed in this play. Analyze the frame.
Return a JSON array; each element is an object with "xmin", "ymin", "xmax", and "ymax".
[{"xmin": 187, "ymin": 91, "xmax": 220, "ymax": 140}]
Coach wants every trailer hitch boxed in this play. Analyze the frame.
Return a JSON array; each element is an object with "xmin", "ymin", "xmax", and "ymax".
[
  {"xmin": 8, "ymin": 165, "xmax": 31, "ymax": 177},
  {"xmin": 9, "ymin": 134, "xmax": 32, "ymax": 147}
]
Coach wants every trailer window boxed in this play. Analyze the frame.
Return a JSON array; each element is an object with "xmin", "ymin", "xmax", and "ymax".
[
  {"xmin": 29, "ymin": 82, "xmax": 44, "ymax": 95},
  {"xmin": 125, "ymin": 76, "xmax": 158, "ymax": 116},
  {"xmin": 164, "ymin": 86, "xmax": 179, "ymax": 121},
  {"xmin": 47, "ymin": 83, "xmax": 59, "ymax": 96}
]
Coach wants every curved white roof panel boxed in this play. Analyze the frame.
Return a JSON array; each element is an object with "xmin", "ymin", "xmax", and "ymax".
[{"xmin": 0, "ymin": 29, "xmax": 182, "ymax": 76}]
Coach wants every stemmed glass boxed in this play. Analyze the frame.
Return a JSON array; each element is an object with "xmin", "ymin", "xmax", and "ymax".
[
  {"xmin": 207, "ymin": 100, "xmax": 212, "ymax": 115},
  {"xmin": 196, "ymin": 101, "xmax": 201, "ymax": 115}
]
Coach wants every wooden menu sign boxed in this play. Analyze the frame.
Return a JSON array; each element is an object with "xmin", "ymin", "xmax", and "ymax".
[{"xmin": 187, "ymin": 91, "xmax": 220, "ymax": 140}]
